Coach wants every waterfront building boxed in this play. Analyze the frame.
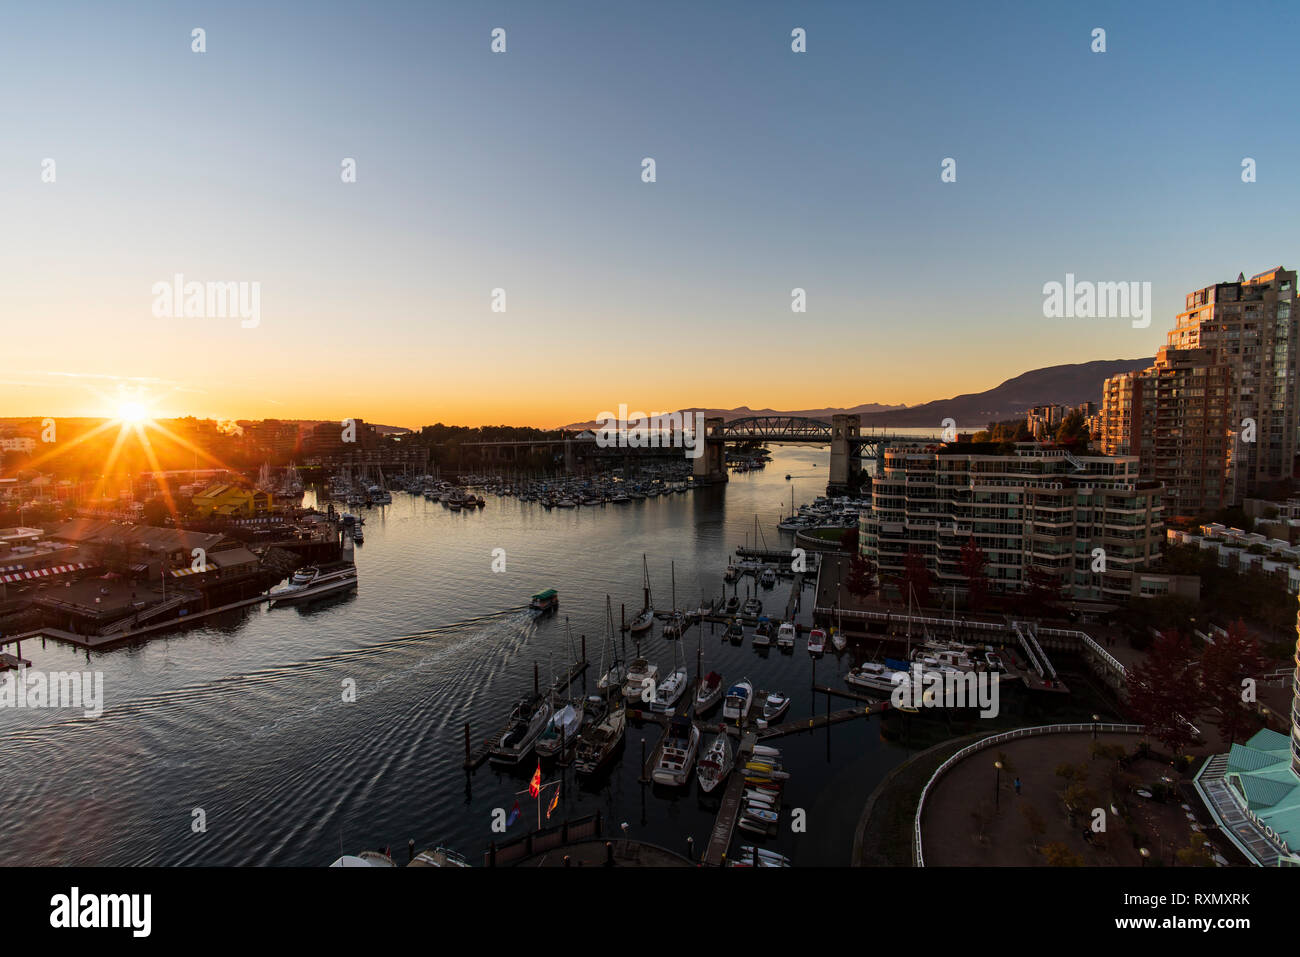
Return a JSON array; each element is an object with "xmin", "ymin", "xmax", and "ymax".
[
  {"xmin": 1193, "ymin": 593, "xmax": 1300, "ymax": 866},
  {"xmin": 1100, "ymin": 267, "xmax": 1299, "ymax": 514},
  {"xmin": 860, "ymin": 443, "xmax": 1164, "ymax": 602},
  {"xmin": 191, "ymin": 483, "xmax": 273, "ymax": 518},
  {"xmin": 1166, "ymin": 523, "xmax": 1300, "ymax": 594}
]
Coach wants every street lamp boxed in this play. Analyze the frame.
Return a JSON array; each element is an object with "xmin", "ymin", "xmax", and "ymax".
[
  {"xmin": 1092, "ymin": 713, "xmax": 1100, "ymax": 740},
  {"xmin": 1139, "ymin": 847, "xmax": 1150, "ymax": 867},
  {"xmin": 994, "ymin": 759, "xmax": 1003, "ymax": 809}
]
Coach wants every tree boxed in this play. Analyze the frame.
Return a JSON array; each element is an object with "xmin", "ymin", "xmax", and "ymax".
[
  {"xmin": 1199, "ymin": 620, "xmax": 1262, "ymax": 746},
  {"xmin": 840, "ymin": 526, "xmax": 860, "ymax": 554},
  {"xmin": 896, "ymin": 547, "xmax": 933, "ymax": 608},
  {"xmin": 1024, "ymin": 565, "xmax": 1064, "ymax": 616},
  {"xmin": 960, "ymin": 536, "xmax": 990, "ymax": 611},
  {"xmin": 1127, "ymin": 630, "xmax": 1201, "ymax": 757},
  {"xmin": 845, "ymin": 553, "xmax": 876, "ymax": 601},
  {"xmin": 1054, "ymin": 410, "xmax": 1090, "ymax": 450},
  {"xmin": 1041, "ymin": 842, "xmax": 1084, "ymax": 866}
]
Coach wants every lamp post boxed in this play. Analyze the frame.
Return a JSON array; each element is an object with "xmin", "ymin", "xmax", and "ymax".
[
  {"xmin": 994, "ymin": 759, "xmax": 1003, "ymax": 810},
  {"xmin": 1139, "ymin": 847, "xmax": 1150, "ymax": 867},
  {"xmin": 1092, "ymin": 713, "xmax": 1100, "ymax": 740}
]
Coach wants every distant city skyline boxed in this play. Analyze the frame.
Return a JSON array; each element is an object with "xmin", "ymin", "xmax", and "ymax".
[{"xmin": 5, "ymin": 1, "xmax": 1299, "ymax": 426}]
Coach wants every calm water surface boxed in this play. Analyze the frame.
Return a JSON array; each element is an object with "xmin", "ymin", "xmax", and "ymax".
[{"xmin": 0, "ymin": 446, "xmax": 918, "ymax": 866}]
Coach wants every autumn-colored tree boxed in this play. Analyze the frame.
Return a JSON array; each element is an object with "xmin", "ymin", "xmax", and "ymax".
[
  {"xmin": 1024, "ymin": 565, "xmax": 1064, "ymax": 616},
  {"xmin": 840, "ymin": 526, "xmax": 859, "ymax": 554},
  {"xmin": 1127, "ymin": 630, "xmax": 1201, "ymax": 757},
  {"xmin": 845, "ymin": 552, "xmax": 877, "ymax": 600},
  {"xmin": 1199, "ymin": 620, "xmax": 1263, "ymax": 746},
  {"xmin": 897, "ymin": 546, "xmax": 933, "ymax": 608},
  {"xmin": 960, "ymin": 536, "xmax": 990, "ymax": 611}
]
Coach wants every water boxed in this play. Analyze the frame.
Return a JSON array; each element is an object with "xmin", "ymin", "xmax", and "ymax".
[{"xmin": 0, "ymin": 446, "xmax": 917, "ymax": 866}]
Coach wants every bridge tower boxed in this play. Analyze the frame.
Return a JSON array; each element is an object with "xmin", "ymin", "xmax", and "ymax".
[
  {"xmin": 691, "ymin": 416, "xmax": 728, "ymax": 485},
  {"xmin": 827, "ymin": 413, "xmax": 861, "ymax": 495}
]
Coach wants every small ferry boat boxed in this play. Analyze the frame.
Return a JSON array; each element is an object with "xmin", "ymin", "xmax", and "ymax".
[
  {"xmin": 651, "ymin": 715, "xmax": 700, "ymax": 786},
  {"xmin": 723, "ymin": 678, "xmax": 753, "ymax": 722},
  {"xmin": 529, "ymin": 589, "xmax": 559, "ymax": 613},
  {"xmin": 269, "ymin": 563, "xmax": 358, "ymax": 606}
]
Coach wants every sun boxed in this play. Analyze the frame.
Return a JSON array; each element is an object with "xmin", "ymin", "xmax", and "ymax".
[{"xmin": 114, "ymin": 400, "xmax": 151, "ymax": 425}]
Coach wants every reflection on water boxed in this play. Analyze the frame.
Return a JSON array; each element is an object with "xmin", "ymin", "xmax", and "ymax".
[{"xmin": 0, "ymin": 447, "xmax": 915, "ymax": 865}]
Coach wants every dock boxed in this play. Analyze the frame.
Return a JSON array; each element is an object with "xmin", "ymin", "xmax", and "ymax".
[
  {"xmin": 703, "ymin": 731, "xmax": 757, "ymax": 866},
  {"xmin": 0, "ymin": 652, "xmax": 32, "ymax": 671}
]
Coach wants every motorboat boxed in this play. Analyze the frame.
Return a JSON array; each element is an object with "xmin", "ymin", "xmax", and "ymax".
[
  {"xmin": 488, "ymin": 695, "xmax": 552, "ymax": 766},
  {"xmin": 846, "ymin": 661, "xmax": 903, "ymax": 695},
  {"xmin": 408, "ymin": 846, "xmax": 470, "ymax": 868},
  {"xmin": 752, "ymin": 619, "xmax": 775, "ymax": 648},
  {"xmin": 622, "ymin": 657, "xmax": 659, "ymax": 702},
  {"xmin": 651, "ymin": 715, "xmax": 700, "ymax": 786},
  {"xmin": 742, "ymin": 597, "xmax": 762, "ymax": 617},
  {"xmin": 269, "ymin": 563, "xmax": 358, "ymax": 606},
  {"xmin": 807, "ymin": 628, "xmax": 827, "ymax": 656},
  {"xmin": 695, "ymin": 671, "xmax": 724, "ymax": 714},
  {"xmin": 696, "ymin": 731, "xmax": 733, "ymax": 793},
  {"xmin": 759, "ymin": 568, "xmax": 776, "ymax": 589},
  {"xmin": 722, "ymin": 679, "xmax": 753, "ymax": 722},
  {"xmin": 725, "ymin": 595, "xmax": 740, "ymax": 614},
  {"xmin": 724, "ymin": 619, "xmax": 744, "ymax": 644},
  {"xmin": 650, "ymin": 665, "xmax": 688, "ymax": 713},
  {"xmin": 776, "ymin": 622, "xmax": 796, "ymax": 650},
  {"xmin": 761, "ymin": 692, "xmax": 790, "ymax": 723}
]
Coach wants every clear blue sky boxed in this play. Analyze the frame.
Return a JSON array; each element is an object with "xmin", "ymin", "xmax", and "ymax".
[{"xmin": 3, "ymin": 0, "xmax": 1297, "ymax": 426}]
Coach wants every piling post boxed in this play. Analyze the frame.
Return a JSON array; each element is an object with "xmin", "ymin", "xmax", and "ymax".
[
  {"xmin": 464, "ymin": 722, "xmax": 471, "ymax": 762},
  {"xmin": 605, "ymin": 841, "xmax": 614, "ymax": 867},
  {"xmin": 753, "ymin": 846, "xmax": 760, "ymax": 867},
  {"xmin": 686, "ymin": 836, "xmax": 695, "ymax": 862},
  {"xmin": 581, "ymin": 633, "xmax": 586, "ymax": 663},
  {"xmin": 408, "ymin": 838, "xmax": 415, "ymax": 864},
  {"xmin": 534, "ymin": 662, "xmax": 539, "ymax": 696}
]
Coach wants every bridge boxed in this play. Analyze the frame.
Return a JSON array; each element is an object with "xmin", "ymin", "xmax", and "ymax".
[{"xmin": 455, "ymin": 414, "xmax": 919, "ymax": 493}]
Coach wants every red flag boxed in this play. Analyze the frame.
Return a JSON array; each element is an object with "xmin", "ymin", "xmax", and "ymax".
[
  {"xmin": 529, "ymin": 762, "xmax": 541, "ymax": 798},
  {"xmin": 547, "ymin": 782, "xmax": 560, "ymax": 819}
]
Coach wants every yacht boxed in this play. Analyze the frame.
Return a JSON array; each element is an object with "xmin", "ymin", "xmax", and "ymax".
[
  {"xmin": 622, "ymin": 657, "xmax": 659, "ymax": 703},
  {"xmin": 269, "ymin": 563, "xmax": 358, "ymax": 606},
  {"xmin": 696, "ymin": 731, "xmax": 733, "ymax": 794},
  {"xmin": 846, "ymin": 661, "xmax": 905, "ymax": 695},
  {"xmin": 535, "ymin": 699, "xmax": 584, "ymax": 759},
  {"xmin": 573, "ymin": 696, "xmax": 626, "ymax": 777},
  {"xmin": 742, "ymin": 597, "xmax": 762, "ymax": 617},
  {"xmin": 761, "ymin": 692, "xmax": 790, "ymax": 723},
  {"xmin": 776, "ymin": 622, "xmax": 796, "ymax": 650},
  {"xmin": 650, "ymin": 665, "xmax": 688, "ymax": 713},
  {"xmin": 722, "ymin": 679, "xmax": 753, "ymax": 722},
  {"xmin": 651, "ymin": 715, "xmax": 701, "ymax": 786},
  {"xmin": 488, "ymin": 695, "xmax": 552, "ymax": 766}
]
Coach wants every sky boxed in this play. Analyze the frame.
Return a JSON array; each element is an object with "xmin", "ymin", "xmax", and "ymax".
[{"xmin": 3, "ymin": 0, "xmax": 1299, "ymax": 428}]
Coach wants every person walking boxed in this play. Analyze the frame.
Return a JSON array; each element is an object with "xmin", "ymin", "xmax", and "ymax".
[{"xmin": 1013, "ymin": 777, "xmax": 1022, "ymax": 796}]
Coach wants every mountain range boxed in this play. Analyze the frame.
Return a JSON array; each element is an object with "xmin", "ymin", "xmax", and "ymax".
[{"xmin": 560, "ymin": 358, "xmax": 1153, "ymax": 430}]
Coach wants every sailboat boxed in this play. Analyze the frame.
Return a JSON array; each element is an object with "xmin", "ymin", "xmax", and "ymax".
[
  {"xmin": 650, "ymin": 640, "xmax": 688, "ymax": 713},
  {"xmin": 628, "ymin": 555, "xmax": 655, "ymax": 634},
  {"xmin": 696, "ymin": 729, "xmax": 733, "ymax": 793},
  {"xmin": 574, "ymin": 603, "xmax": 627, "ymax": 777},
  {"xmin": 662, "ymin": 560, "xmax": 685, "ymax": 639}
]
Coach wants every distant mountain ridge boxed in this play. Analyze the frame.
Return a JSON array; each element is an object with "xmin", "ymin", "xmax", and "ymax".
[
  {"xmin": 559, "ymin": 358, "xmax": 1152, "ymax": 431},
  {"xmin": 858, "ymin": 358, "xmax": 1152, "ymax": 427}
]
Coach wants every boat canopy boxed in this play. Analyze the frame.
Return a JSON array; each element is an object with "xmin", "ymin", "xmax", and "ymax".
[
  {"xmin": 531, "ymin": 589, "xmax": 558, "ymax": 601},
  {"xmin": 553, "ymin": 704, "xmax": 581, "ymax": 736}
]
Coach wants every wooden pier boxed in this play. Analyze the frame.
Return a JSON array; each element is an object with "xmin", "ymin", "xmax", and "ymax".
[{"xmin": 703, "ymin": 731, "xmax": 757, "ymax": 866}]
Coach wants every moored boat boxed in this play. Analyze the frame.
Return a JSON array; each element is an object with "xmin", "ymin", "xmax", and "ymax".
[
  {"xmin": 695, "ymin": 670, "xmax": 723, "ymax": 714},
  {"xmin": 722, "ymin": 678, "xmax": 753, "ymax": 722},
  {"xmin": 651, "ymin": 715, "xmax": 701, "ymax": 786},
  {"xmin": 696, "ymin": 730, "xmax": 733, "ymax": 793}
]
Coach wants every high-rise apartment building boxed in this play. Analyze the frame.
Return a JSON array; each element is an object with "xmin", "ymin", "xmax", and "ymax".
[{"xmin": 1099, "ymin": 267, "xmax": 1297, "ymax": 514}]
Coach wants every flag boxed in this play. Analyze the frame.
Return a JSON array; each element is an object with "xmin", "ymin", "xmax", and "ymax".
[
  {"xmin": 547, "ymin": 783, "xmax": 560, "ymax": 819},
  {"xmin": 506, "ymin": 801, "xmax": 520, "ymax": 827},
  {"xmin": 529, "ymin": 762, "xmax": 541, "ymax": 798}
]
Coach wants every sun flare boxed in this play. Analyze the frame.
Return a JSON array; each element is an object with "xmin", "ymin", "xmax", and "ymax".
[{"xmin": 114, "ymin": 400, "xmax": 151, "ymax": 425}]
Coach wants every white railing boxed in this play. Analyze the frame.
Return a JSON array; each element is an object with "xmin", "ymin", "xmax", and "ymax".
[{"xmin": 913, "ymin": 722, "xmax": 1145, "ymax": 866}]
